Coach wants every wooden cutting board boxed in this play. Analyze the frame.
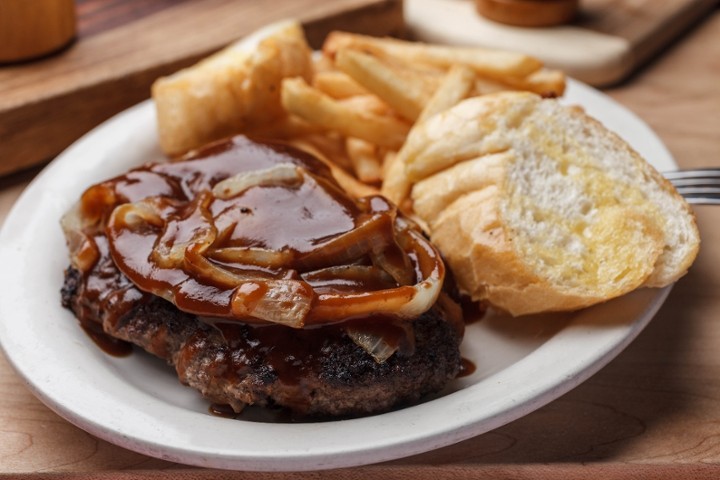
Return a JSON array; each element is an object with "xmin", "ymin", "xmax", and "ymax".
[
  {"xmin": 406, "ymin": 0, "xmax": 718, "ymax": 86},
  {"xmin": 0, "ymin": 0, "xmax": 404, "ymax": 177}
]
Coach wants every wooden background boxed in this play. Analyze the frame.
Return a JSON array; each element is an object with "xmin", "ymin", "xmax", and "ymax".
[{"xmin": 0, "ymin": 0, "xmax": 404, "ymax": 177}]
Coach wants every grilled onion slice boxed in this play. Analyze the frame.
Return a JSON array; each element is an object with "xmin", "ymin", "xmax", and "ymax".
[{"xmin": 72, "ymin": 137, "xmax": 446, "ymax": 332}]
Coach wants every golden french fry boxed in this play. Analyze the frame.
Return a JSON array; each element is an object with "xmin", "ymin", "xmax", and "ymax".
[
  {"xmin": 313, "ymin": 70, "xmax": 369, "ymax": 99},
  {"xmin": 312, "ymin": 54, "xmax": 336, "ymax": 74},
  {"xmin": 418, "ymin": 64, "xmax": 476, "ymax": 123},
  {"xmin": 472, "ymin": 68, "xmax": 566, "ymax": 97},
  {"xmin": 380, "ymin": 142, "xmax": 413, "ymax": 208},
  {"xmin": 153, "ymin": 21, "xmax": 313, "ymax": 157},
  {"xmin": 244, "ymin": 114, "xmax": 325, "ymax": 140},
  {"xmin": 331, "ymin": 165, "xmax": 381, "ymax": 199},
  {"xmin": 323, "ymin": 31, "xmax": 542, "ymax": 81},
  {"xmin": 322, "ymin": 31, "xmax": 357, "ymax": 58},
  {"xmin": 382, "ymin": 150, "xmax": 397, "ymax": 179},
  {"xmin": 472, "ymin": 76, "xmax": 510, "ymax": 96},
  {"xmin": 290, "ymin": 132, "xmax": 353, "ymax": 171},
  {"xmin": 335, "ymin": 48, "xmax": 431, "ymax": 122},
  {"xmin": 346, "ymin": 137, "xmax": 383, "ymax": 184},
  {"xmin": 503, "ymin": 68, "xmax": 566, "ymax": 97},
  {"xmin": 338, "ymin": 94, "xmax": 392, "ymax": 117},
  {"xmin": 289, "ymin": 137, "xmax": 379, "ymax": 199},
  {"xmin": 382, "ymin": 65, "xmax": 477, "ymax": 206},
  {"xmin": 281, "ymin": 77, "xmax": 410, "ymax": 149}
]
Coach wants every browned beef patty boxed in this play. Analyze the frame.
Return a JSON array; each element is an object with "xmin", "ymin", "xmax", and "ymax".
[{"xmin": 62, "ymin": 266, "xmax": 462, "ymax": 418}]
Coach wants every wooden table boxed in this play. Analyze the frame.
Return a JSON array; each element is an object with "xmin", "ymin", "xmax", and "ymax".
[{"xmin": 2, "ymin": 4, "xmax": 720, "ymax": 479}]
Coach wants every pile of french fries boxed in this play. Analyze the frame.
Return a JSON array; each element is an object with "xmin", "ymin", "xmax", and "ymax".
[
  {"xmin": 153, "ymin": 24, "xmax": 565, "ymax": 207},
  {"xmin": 278, "ymin": 31, "xmax": 565, "ymax": 204}
]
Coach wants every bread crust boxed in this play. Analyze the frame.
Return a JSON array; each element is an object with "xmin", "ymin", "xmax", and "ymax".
[
  {"xmin": 404, "ymin": 92, "xmax": 699, "ymax": 315},
  {"xmin": 558, "ymin": 101, "xmax": 700, "ymax": 287},
  {"xmin": 426, "ymin": 168, "xmax": 664, "ymax": 316}
]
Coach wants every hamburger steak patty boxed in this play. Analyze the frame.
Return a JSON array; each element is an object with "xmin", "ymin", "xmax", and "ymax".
[
  {"xmin": 62, "ymin": 266, "xmax": 462, "ymax": 417},
  {"xmin": 59, "ymin": 136, "xmax": 464, "ymax": 418}
]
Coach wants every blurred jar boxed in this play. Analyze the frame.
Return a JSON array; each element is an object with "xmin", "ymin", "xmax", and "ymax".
[
  {"xmin": 475, "ymin": 0, "xmax": 579, "ymax": 27},
  {"xmin": 0, "ymin": 0, "xmax": 76, "ymax": 63}
]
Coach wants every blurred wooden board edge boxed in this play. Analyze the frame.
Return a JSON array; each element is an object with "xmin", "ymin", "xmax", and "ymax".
[
  {"xmin": 405, "ymin": 0, "xmax": 718, "ymax": 87},
  {"xmin": 0, "ymin": 0, "xmax": 404, "ymax": 178}
]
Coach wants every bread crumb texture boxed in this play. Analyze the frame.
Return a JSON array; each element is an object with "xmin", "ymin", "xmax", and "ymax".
[{"xmin": 408, "ymin": 92, "xmax": 699, "ymax": 315}]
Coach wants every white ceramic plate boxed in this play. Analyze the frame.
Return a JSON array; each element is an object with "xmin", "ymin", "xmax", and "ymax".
[{"xmin": 0, "ymin": 79, "xmax": 674, "ymax": 471}]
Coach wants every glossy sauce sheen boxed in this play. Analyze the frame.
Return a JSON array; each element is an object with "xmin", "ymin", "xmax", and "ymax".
[
  {"xmin": 458, "ymin": 357, "xmax": 477, "ymax": 378},
  {"xmin": 66, "ymin": 137, "xmax": 458, "ymax": 388},
  {"xmin": 90, "ymin": 136, "xmax": 379, "ymax": 320},
  {"xmin": 67, "ymin": 233, "xmax": 147, "ymax": 356},
  {"xmin": 66, "ymin": 136, "xmax": 354, "ymax": 346},
  {"xmin": 69, "ymin": 136, "xmax": 434, "ymax": 326}
]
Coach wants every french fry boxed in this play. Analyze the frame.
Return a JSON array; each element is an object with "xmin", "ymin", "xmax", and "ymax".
[
  {"xmin": 335, "ymin": 48, "xmax": 431, "ymax": 122},
  {"xmin": 381, "ymin": 65, "xmax": 478, "ymax": 205},
  {"xmin": 312, "ymin": 54, "xmax": 336, "ymax": 74},
  {"xmin": 289, "ymin": 137, "xmax": 379, "ymax": 199},
  {"xmin": 380, "ymin": 146, "xmax": 412, "ymax": 207},
  {"xmin": 153, "ymin": 20, "xmax": 313, "ymax": 157},
  {"xmin": 472, "ymin": 68, "xmax": 566, "ymax": 97},
  {"xmin": 417, "ymin": 64, "xmax": 476, "ymax": 123},
  {"xmin": 382, "ymin": 150, "xmax": 397, "ymax": 179},
  {"xmin": 244, "ymin": 114, "xmax": 325, "ymax": 140},
  {"xmin": 281, "ymin": 77, "xmax": 410, "ymax": 149},
  {"xmin": 338, "ymin": 94, "xmax": 392, "ymax": 117},
  {"xmin": 502, "ymin": 68, "xmax": 566, "ymax": 97},
  {"xmin": 346, "ymin": 137, "xmax": 383, "ymax": 184},
  {"xmin": 381, "ymin": 127, "xmax": 432, "ymax": 208},
  {"xmin": 324, "ymin": 31, "xmax": 542, "ymax": 81},
  {"xmin": 322, "ymin": 31, "xmax": 358, "ymax": 58},
  {"xmin": 472, "ymin": 76, "xmax": 511, "ymax": 96},
  {"xmin": 313, "ymin": 71, "xmax": 369, "ymax": 99},
  {"xmin": 292, "ymin": 132, "xmax": 353, "ymax": 171}
]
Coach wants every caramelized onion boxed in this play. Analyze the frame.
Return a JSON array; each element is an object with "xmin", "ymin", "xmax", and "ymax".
[
  {"xmin": 69, "ymin": 136, "xmax": 446, "ymax": 333},
  {"xmin": 346, "ymin": 320, "xmax": 415, "ymax": 363},
  {"xmin": 230, "ymin": 279, "xmax": 315, "ymax": 327},
  {"xmin": 208, "ymin": 247, "xmax": 294, "ymax": 269},
  {"xmin": 305, "ymin": 226, "xmax": 444, "ymax": 324},
  {"xmin": 294, "ymin": 213, "xmax": 394, "ymax": 271},
  {"xmin": 303, "ymin": 265, "xmax": 395, "ymax": 292},
  {"xmin": 60, "ymin": 204, "xmax": 99, "ymax": 272},
  {"xmin": 212, "ymin": 163, "xmax": 302, "ymax": 199},
  {"xmin": 184, "ymin": 244, "xmax": 251, "ymax": 289},
  {"xmin": 346, "ymin": 326, "xmax": 398, "ymax": 363}
]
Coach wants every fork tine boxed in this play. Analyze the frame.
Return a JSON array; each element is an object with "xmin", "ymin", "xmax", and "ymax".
[
  {"xmin": 679, "ymin": 196, "xmax": 720, "ymax": 205},
  {"xmin": 673, "ymin": 186, "xmax": 720, "ymax": 196},
  {"xmin": 670, "ymin": 177, "xmax": 720, "ymax": 187},
  {"xmin": 664, "ymin": 168, "xmax": 720, "ymax": 205},
  {"xmin": 664, "ymin": 168, "xmax": 720, "ymax": 180}
]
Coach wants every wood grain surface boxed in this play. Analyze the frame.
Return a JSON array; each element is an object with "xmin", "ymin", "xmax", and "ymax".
[
  {"xmin": 0, "ymin": 0, "xmax": 403, "ymax": 178},
  {"xmin": 1, "ymin": 3, "xmax": 720, "ymax": 478}
]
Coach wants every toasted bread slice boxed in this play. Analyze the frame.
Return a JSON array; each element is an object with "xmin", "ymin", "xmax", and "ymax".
[
  {"xmin": 400, "ymin": 92, "xmax": 699, "ymax": 315},
  {"xmin": 152, "ymin": 20, "xmax": 312, "ymax": 157}
]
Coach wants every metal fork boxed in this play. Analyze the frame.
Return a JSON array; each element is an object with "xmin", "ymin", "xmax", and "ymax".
[{"xmin": 665, "ymin": 168, "xmax": 720, "ymax": 205}]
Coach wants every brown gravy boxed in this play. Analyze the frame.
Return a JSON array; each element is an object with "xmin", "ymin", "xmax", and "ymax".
[
  {"xmin": 65, "ymin": 136, "xmax": 470, "ymax": 389},
  {"xmin": 458, "ymin": 357, "xmax": 477, "ymax": 378}
]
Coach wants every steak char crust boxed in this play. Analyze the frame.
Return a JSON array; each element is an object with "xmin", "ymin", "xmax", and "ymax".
[
  {"xmin": 62, "ymin": 266, "xmax": 462, "ymax": 418},
  {"xmin": 59, "ymin": 136, "xmax": 463, "ymax": 418}
]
